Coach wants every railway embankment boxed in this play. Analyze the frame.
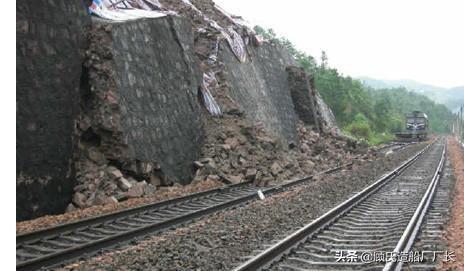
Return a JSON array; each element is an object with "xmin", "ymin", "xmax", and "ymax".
[
  {"xmin": 54, "ymin": 142, "xmax": 426, "ymax": 270},
  {"xmin": 438, "ymin": 137, "xmax": 464, "ymax": 270}
]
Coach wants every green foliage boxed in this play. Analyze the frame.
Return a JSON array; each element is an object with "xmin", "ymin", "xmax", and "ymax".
[
  {"xmin": 253, "ymin": 26, "xmax": 277, "ymax": 41},
  {"xmin": 369, "ymin": 132, "xmax": 396, "ymax": 145},
  {"xmin": 253, "ymin": 26, "xmax": 317, "ymax": 72},
  {"xmin": 314, "ymin": 65, "xmax": 374, "ymax": 126},
  {"xmin": 344, "ymin": 113, "xmax": 372, "ymax": 138},
  {"xmin": 253, "ymin": 26, "xmax": 453, "ymax": 144},
  {"xmin": 367, "ymin": 88, "xmax": 453, "ymax": 134}
]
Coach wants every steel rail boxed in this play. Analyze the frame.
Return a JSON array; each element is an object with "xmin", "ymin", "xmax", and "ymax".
[
  {"xmin": 17, "ymin": 180, "xmax": 254, "ymax": 244},
  {"xmin": 16, "ymin": 162, "xmax": 354, "ymax": 271},
  {"xmin": 383, "ymin": 143, "xmax": 446, "ymax": 271},
  {"xmin": 233, "ymin": 140, "xmax": 435, "ymax": 271}
]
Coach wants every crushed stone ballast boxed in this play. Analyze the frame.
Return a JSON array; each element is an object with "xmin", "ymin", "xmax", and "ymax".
[
  {"xmin": 17, "ymin": 162, "xmax": 355, "ymax": 271},
  {"xmin": 234, "ymin": 138, "xmax": 446, "ymax": 271}
]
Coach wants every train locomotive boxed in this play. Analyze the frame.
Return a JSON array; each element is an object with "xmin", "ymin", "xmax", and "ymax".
[{"xmin": 395, "ymin": 111, "xmax": 429, "ymax": 142}]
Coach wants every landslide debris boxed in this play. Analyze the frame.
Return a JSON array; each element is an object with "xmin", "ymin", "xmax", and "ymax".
[
  {"xmin": 64, "ymin": 0, "xmax": 373, "ymax": 213},
  {"xmin": 60, "ymin": 142, "xmax": 426, "ymax": 271},
  {"xmin": 192, "ymin": 115, "xmax": 372, "ymax": 187}
]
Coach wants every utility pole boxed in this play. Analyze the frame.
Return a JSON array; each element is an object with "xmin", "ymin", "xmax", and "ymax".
[
  {"xmin": 461, "ymin": 105, "xmax": 464, "ymax": 142},
  {"xmin": 457, "ymin": 105, "xmax": 464, "ymax": 144}
]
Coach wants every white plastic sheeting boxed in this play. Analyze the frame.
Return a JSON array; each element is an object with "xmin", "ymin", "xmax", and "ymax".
[
  {"xmin": 180, "ymin": 0, "xmax": 247, "ymax": 63},
  {"xmin": 214, "ymin": 3, "xmax": 254, "ymax": 30},
  {"xmin": 87, "ymin": 0, "xmax": 251, "ymax": 117},
  {"xmin": 181, "ymin": 0, "xmax": 201, "ymax": 12},
  {"xmin": 207, "ymin": 37, "xmax": 220, "ymax": 65},
  {"xmin": 222, "ymin": 26, "xmax": 247, "ymax": 63},
  {"xmin": 200, "ymin": 73, "xmax": 222, "ymax": 116},
  {"xmin": 204, "ymin": 18, "xmax": 247, "ymax": 63},
  {"xmin": 88, "ymin": 0, "xmax": 174, "ymax": 21}
]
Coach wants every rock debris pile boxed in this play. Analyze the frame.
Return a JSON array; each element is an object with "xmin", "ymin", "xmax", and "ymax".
[
  {"xmin": 65, "ymin": 0, "xmax": 375, "ymax": 212},
  {"xmin": 192, "ymin": 115, "xmax": 373, "ymax": 187},
  {"xmin": 64, "ymin": 143, "xmax": 425, "ymax": 271},
  {"xmin": 17, "ymin": 0, "xmax": 377, "ymax": 218}
]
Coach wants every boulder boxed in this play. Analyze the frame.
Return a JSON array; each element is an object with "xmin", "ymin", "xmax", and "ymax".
[
  {"xmin": 300, "ymin": 143, "xmax": 310, "ymax": 153},
  {"xmin": 302, "ymin": 160, "xmax": 315, "ymax": 170},
  {"xmin": 87, "ymin": 148, "xmax": 107, "ymax": 165},
  {"xmin": 221, "ymin": 144, "xmax": 231, "ymax": 151},
  {"xmin": 270, "ymin": 162, "xmax": 283, "ymax": 176},
  {"xmin": 149, "ymin": 174, "xmax": 162, "ymax": 186},
  {"xmin": 72, "ymin": 192, "xmax": 87, "ymax": 208},
  {"xmin": 193, "ymin": 161, "xmax": 204, "ymax": 169},
  {"xmin": 224, "ymin": 137, "xmax": 240, "ymax": 149},
  {"xmin": 227, "ymin": 175, "xmax": 242, "ymax": 184},
  {"xmin": 144, "ymin": 184, "xmax": 157, "ymax": 196},
  {"xmin": 206, "ymin": 174, "xmax": 220, "ymax": 183},
  {"xmin": 108, "ymin": 168, "xmax": 123, "ymax": 180},
  {"xmin": 245, "ymin": 168, "xmax": 257, "ymax": 180},
  {"xmin": 65, "ymin": 203, "xmax": 77, "ymax": 213},
  {"xmin": 127, "ymin": 181, "xmax": 147, "ymax": 198},
  {"xmin": 118, "ymin": 177, "xmax": 132, "ymax": 191}
]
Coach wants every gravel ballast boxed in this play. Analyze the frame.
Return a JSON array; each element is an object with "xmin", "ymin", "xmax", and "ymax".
[
  {"xmin": 55, "ymin": 143, "xmax": 427, "ymax": 271},
  {"xmin": 16, "ymin": 179, "xmax": 222, "ymax": 235}
]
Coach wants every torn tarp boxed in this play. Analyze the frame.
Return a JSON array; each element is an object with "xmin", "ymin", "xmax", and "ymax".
[
  {"xmin": 107, "ymin": 0, "xmax": 162, "ymax": 10},
  {"xmin": 88, "ymin": 0, "xmax": 173, "ymax": 21},
  {"xmin": 222, "ymin": 26, "xmax": 247, "ymax": 63},
  {"xmin": 205, "ymin": 19, "xmax": 247, "ymax": 63},
  {"xmin": 200, "ymin": 73, "xmax": 222, "ymax": 116},
  {"xmin": 179, "ymin": 0, "xmax": 247, "ymax": 63},
  {"xmin": 207, "ymin": 37, "xmax": 220, "ymax": 65}
]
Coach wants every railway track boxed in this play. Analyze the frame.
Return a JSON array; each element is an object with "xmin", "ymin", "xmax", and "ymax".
[
  {"xmin": 17, "ymin": 163, "xmax": 354, "ymax": 271},
  {"xmin": 379, "ymin": 142, "xmax": 414, "ymax": 153},
  {"xmin": 402, "ymin": 158, "xmax": 454, "ymax": 270},
  {"xmin": 234, "ymin": 138, "xmax": 446, "ymax": 271}
]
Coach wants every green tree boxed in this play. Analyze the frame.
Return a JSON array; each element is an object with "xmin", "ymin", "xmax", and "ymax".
[
  {"xmin": 320, "ymin": 50, "xmax": 328, "ymax": 69},
  {"xmin": 253, "ymin": 25, "xmax": 453, "ymax": 143}
]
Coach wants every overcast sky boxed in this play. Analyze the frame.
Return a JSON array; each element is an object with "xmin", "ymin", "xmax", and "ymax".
[{"xmin": 215, "ymin": 0, "xmax": 464, "ymax": 88}]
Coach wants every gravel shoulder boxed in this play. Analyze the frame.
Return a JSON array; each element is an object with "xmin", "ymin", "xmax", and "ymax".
[
  {"xmin": 55, "ymin": 143, "xmax": 427, "ymax": 271},
  {"xmin": 438, "ymin": 137, "xmax": 464, "ymax": 271}
]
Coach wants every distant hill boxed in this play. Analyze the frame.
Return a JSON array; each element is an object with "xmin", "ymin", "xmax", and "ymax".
[{"xmin": 358, "ymin": 76, "xmax": 464, "ymax": 112}]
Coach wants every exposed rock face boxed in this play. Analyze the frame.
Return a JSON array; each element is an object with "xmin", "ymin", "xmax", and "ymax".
[
  {"xmin": 71, "ymin": 16, "xmax": 205, "ymax": 208},
  {"xmin": 286, "ymin": 66, "xmax": 340, "ymax": 134},
  {"xmin": 219, "ymin": 41, "xmax": 300, "ymax": 147},
  {"xmin": 286, "ymin": 66, "xmax": 321, "ymax": 132},
  {"xmin": 16, "ymin": 0, "xmax": 358, "ymax": 219},
  {"xmin": 16, "ymin": 0, "xmax": 90, "ymax": 221},
  {"xmin": 315, "ymin": 91, "xmax": 339, "ymax": 133}
]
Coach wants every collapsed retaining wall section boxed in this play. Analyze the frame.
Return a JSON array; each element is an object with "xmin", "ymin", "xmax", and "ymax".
[
  {"xmin": 218, "ymin": 41, "xmax": 300, "ymax": 147},
  {"xmin": 286, "ymin": 66, "xmax": 321, "ymax": 132},
  {"xmin": 16, "ymin": 0, "xmax": 343, "ymax": 220},
  {"xmin": 16, "ymin": 0, "xmax": 90, "ymax": 221},
  {"xmin": 286, "ymin": 66, "xmax": 339, "ymax": 133},
  {"xmin": 72, "ymin": 16, "xmax": 204, "ymax": 209}
]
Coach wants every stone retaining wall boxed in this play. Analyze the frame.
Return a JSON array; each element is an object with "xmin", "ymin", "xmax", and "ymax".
[
  {"xmin": 219, "ymin": 41, "xmax": 300, "ymax": 147},
  {"xmin": 16, "ymin": 0, "xmax": 90, "ymax": 221}
]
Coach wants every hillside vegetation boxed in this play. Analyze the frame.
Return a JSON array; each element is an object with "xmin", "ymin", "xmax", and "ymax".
[
  {"xmin": 359, "ymin": 77, "xmax": 464, "ymax": 112},
  {"xmin": 254, "ymin": 26, "xmax": 453, "ymax": 144}
]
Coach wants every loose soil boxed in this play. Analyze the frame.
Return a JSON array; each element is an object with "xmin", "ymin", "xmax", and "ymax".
[{"xmin": 438, "ymin": 138, "xmax": 464, "ymax": 271}]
